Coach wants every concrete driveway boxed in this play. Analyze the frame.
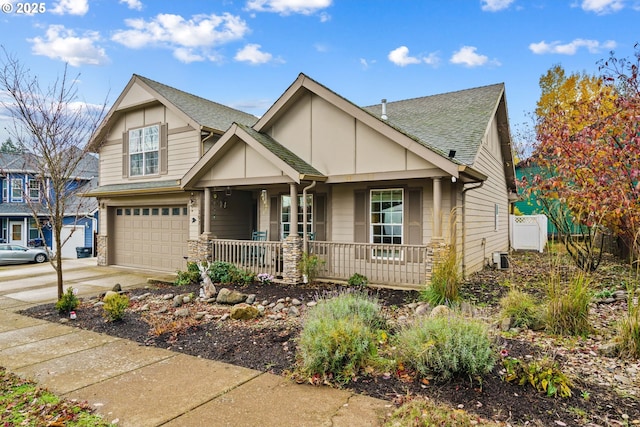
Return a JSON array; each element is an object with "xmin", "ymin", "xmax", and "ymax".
[{"xmin": 0, "ymin": 258, "xmax": 175, "ymax": 308}]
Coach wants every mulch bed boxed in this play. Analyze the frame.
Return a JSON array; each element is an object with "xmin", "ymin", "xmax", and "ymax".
[{"xmin": 20, "ymin": 259, "xmax": 640, "ymax": 427}]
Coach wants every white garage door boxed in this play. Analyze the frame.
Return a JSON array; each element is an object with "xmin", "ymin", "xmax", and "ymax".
[
  {"xmin": 113, "ymin": 206, "xmax": 188, "ymax": 271},
  {"xmin": 60, "ymin": 225, "xmax": 86, "ymax": 259}
]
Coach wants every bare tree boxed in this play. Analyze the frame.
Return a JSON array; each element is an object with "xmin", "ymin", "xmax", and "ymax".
[{"xmin": 0, "ymin": 49, "xmax": 107, "ymax": 299}]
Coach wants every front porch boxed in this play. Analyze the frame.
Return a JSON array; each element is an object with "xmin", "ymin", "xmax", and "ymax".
[{"xmin": 202, "ymin": 238, "xmax": 435, "ymax": 289}]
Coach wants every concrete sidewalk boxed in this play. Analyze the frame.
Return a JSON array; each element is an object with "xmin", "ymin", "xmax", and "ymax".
[{"xmin": 0, "ymin": 262, "xmax": 390, "ymax": 426}]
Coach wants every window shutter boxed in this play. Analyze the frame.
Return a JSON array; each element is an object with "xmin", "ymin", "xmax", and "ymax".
[
  {"xmin": 354, "ymin": 190, "xmax": 367, "ymax": 242},
  {"xmin": 160, "ymin": 123, "xmax": 168, "ymax": 175},
  {"xmin": 269, "ymin": 196, "xmax": 279, "ymax": 241},
  {"xmin": 313, "ymin": 193, "xmax": 326, "ymax": 241},
  {"xmin": 122, "ymin": 131, "xmax": 129, "ymax": 178},
  {"xmin": 407, "ymin": 188, "xmax": 422, "ymax": 245},
  {"xmin": 406, "ymin": 188, "xmax": 423, "ymax": 263}
]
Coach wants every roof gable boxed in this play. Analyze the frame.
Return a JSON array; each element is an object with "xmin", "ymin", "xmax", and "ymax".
[{"xmin": 89, "ymin": 74, "xmax": 257, "ymax": 150}]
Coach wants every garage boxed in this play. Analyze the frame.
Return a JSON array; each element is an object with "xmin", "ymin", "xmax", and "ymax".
[{"xmin": 112, "ymin": 205, "xmax": 188, "ymax": 271}]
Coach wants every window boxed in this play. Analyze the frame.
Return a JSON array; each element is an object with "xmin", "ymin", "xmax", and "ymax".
[
  {"xmin": 129, "ymin": 125, "xmax": 159, "ymax": 176},
  {"xmin": 281, "ymin": 194, "xmax": 313, "ymax": 239},
  {"xmin": 28, "ymin": 180, "xmax": 40, "ymax": 201},
  {"xmin": 11, "ymin": 179, "xmax": 22, "ymax": 202},
  {"xmin": 1, "ymin": 180, "xmax": 6, "ymax": 202},
  {"xmin": 370, "ymin": 189, "xmax": 403, "ymax": 259},
  {"xmin": 29, "ymin": 219, "xmax": 40, "ymax": 240}
]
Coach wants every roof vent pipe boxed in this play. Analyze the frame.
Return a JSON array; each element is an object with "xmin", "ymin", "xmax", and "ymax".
[{"xmin": 381, "ymin": 99, "xmax": 388, "ymax": 120}]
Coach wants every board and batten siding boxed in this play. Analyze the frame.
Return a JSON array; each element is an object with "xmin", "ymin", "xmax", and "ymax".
[
  {"xmin": 463, "ymin": 117, "xmax": 510, "ymax": 274},
  {"xmin": 265, "ymin": 92, "xmax": 436, "ymax": 177}
]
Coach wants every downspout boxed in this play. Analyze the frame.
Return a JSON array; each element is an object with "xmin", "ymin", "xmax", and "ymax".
[
  {"xmin": 461, "ymin": 181, "xmax": 484, "ymax": 276},
  {"xmin": 302, "ymin": 180, "xmax": 316, "ymax": 254}
]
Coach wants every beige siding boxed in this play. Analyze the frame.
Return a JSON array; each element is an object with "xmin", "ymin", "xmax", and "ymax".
[
  {"xmin": 246, "ymin": 145, "xmax": 282, "ymax": 178},
  {"xmin": 463, "ymin": 118, "xmax": 510, "ymax": 274},
  {"xmin": 98, "ymin": 105, "xmax": 198, "ymax": 185},
  {"xmin": 119, "ymin": 84, "xmax": 154, "ymax": 109},
  {"xmin": 266, "ymin": 92, "xmax": 437, "ymax": 178}
]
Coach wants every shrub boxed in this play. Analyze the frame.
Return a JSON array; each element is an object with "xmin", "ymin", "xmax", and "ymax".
[
  {"xmin": 501, "ymin": 356, "xmax": 572, "ymax": 398},
  {"xmin": 347, "ymin": 273, "xmax": 368, "ymax": 287},
  {"xmin": 55, "ymin": 287, "xmax": 79, "ymax": 314},
  {"xmin": 616, "ymin": 304, "xmax": 640, "ymax": 358},
  {"xmin": 546, "ymin": 273, "xmax": 592, "ymax": 336},
  {"xmin": 421, "ymin": 246, "xmax": 460, "ymax": 306},
  {"xmin": 384, "ymin": 396, "xmax": 500, "ymax": 427},
  {"xmin": 394, "ymin": 314, "xmax": 495, "ymax": 382},
  {"xmin": 298, "ymin": 252, "xmax": 324, "ymax": 283},
  {"xmin": 102, "ymin": 293, "xmax": 129, "ymax": 321},
  {"xmin": 499, "ymin": 289, "xmax": 543, "ymax": 329},
  {"xmin": 296, "ymin": 291, "xmax": 387, "ymax": 384},
  {"xmin": 174, "ymin": 262, "xmax": 201, "ymax": 286},
  {"xmin": 208, "ymin": 261, "xmax": 254, "ymax": 285},
  {"xmin": 257, "ymin": 272, "xmax": 274, "ymax": 284}
]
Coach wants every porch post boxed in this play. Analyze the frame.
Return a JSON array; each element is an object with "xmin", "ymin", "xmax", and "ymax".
[
  {"xmin": 203, "ymin": 188, "xmax": 211, "ymax": 236},
  {"xmin": 289, "ymin": 183, "xmax": 298, "ymax": 235},
  {"xmin": 283, "ymin": 182, "xmax": 302, "ymax": 284},
  {"xmin": 433, "ymin": 177, "xmax": 442, "ymax": 240}
]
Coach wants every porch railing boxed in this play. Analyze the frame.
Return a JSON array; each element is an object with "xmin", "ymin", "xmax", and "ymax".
[
  {"xmin": 310, "ymin": 241, "xmax": 431, "ymax": 287},
  {"xmin": 209, "ymin": 239, "xmax": 432, "ymax": 288},
  {"xmin": 210, "ymin": 239, "xmax": 283, "ymax": 277}
]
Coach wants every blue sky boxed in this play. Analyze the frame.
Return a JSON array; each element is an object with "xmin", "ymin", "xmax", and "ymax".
[{"xmin": 0, "ymin": 0, "xmax": 637, "ymax": 146}]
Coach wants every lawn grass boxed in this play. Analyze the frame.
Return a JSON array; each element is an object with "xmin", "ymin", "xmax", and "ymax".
[{"xmin": 0, "ymin": 367, "xmax": 114, "ymax": 427}]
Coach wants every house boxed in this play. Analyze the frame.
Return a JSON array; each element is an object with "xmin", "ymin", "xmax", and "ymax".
[
  {"xmin": 0, "ymin": 151, "xmax": 98, "ymax": 256},
  {"xmin": 89, "ymin": 73, "xmax": 517, "ymax": 288}
]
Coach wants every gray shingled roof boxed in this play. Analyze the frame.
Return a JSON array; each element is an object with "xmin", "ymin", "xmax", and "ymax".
[
  {"xmin": 363, "ymin": 83, "xmax": 505, "ymax": 166},
  {"xmin": 136, "ymin": 75, "xmax": 258, "ymax": 132},
  {"xmin": 237, "ymin": 124, "xmax": 324, "ymax": 177}
]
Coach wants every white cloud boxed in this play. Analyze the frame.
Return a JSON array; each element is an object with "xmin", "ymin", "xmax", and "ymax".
[
  {"xmin": 29, "ymin": 25, "xmax": 108, "ymax": 66},
  {"xmin": 422, "ymin": 52, "xmax": 441, "ymax": 66},
  {"xmin": 481, "ymin": 0, "xmax": 514, "ymax": 11},
  {"xmin": 246, "ymin": 0, "xmax": 332, "ymax": 15},
  {"xmin": 529, "ymin": 38, "xmax": 617, "ymax": 55},
  {"xmin": 450, "ymin": 46, "xmax": 496, "ymax": 67},
  {"xmin": 50, "ymin": 0, "xmax": 88, "ymax": 15},
  {"xmin": 119, "ymin": 0, "xmax": 143, "ymax": 11},
  {"xmin": 111, "ymin": 13, "xmax": 249, "ymax": 62},
  {"xmin": 235, "ymin": 43, "xmax": 274, "ymax": 64},
  {"xmin": 580, "ymin": 0, "xmax": 624, "ymax": 14},
  {"xmin": 388, "ymin": 46, "xmax": 421, "ymax": 66}
]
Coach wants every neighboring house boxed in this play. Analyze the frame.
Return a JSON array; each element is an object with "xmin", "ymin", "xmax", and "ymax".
[
  {"xmin": 0, "ymin": 151, "xmax": 98, "ymax": 256},
  {"xmin": 89, "ymin": 73, "xmax": 517, "ymax": 287}
]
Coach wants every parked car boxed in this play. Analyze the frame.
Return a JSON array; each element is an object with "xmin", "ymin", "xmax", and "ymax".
[{"xmin": 0, "ymin": 244, "xmax": 51, "ymax": 264}]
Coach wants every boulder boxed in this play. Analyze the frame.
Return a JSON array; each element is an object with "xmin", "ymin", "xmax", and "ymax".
[
  {"xmin": 103, "ymin": 291, "xmax": 118, "ymax": 301},
  {"xmin": 174, "ymin": 308, "xmax": 190, "ymax": 317},
  {"xmin": 216, "ymin": 288, "xmax": 247, "ymax": 305},
  {"xmin": 429, "ymin": 305, "xmax": 451, "ymax": 318},
  {"xmin": 112, "ymin": 283, "xmax": 122, "ymax": 292},
  {"xmin": 230, "ymin": 303, "xmax": 260, "ymax": 320}
]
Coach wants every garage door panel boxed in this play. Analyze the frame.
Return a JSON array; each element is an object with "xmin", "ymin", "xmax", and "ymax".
[{"xmin": 113, "ymin": 205, "xmax": 188, "ymax": 272}]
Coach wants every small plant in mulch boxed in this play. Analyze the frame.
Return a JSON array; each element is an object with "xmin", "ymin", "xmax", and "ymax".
[
  {"xmin": 393, "ymin": 313, "xmax": 496, "ymax": 383},
  {"xmin": 102, "ymin": 293, "xmax": 130, "ymax": 322},
  {"xmin": 347, "ymin": 273, "xmax": 368, "ymax": 287},
  {"xmin": 500, "ymin": 354, "xmax": 573, "ymax": 398},
  {"xmin": 55, "ymin": 286, "xmax": 79, "ymax": 314},
  {"xmin": 174, "ymin": 262, "xmax": 201, "ymax": 286},
  {"xmin": 499, "ymin": 287, "xmax": 544, "ymax": 329},
  {"xmin": 421, "ymin": 246, "xmax": 460, "ymax": 306},
  {"xmin": 257, "ymin": 272, "xmax": 274, "ymax": 284}
]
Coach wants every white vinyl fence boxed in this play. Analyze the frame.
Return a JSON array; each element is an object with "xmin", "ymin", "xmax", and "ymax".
[{"xmin": 510, "ymin": 215, "xmax": 547, "ymax": 253}]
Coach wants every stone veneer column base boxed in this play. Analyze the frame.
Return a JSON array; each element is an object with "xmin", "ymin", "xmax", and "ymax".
[
  {"xmin": 187, "ymin": 235, "xmax": 213, "ymax": 263},
  {"xmin": 282, "ymin": 235, "xmax": 302, "ymax": 285},
  {"xmin": 96, "ymin": 235, "xmax": 108, "ymax": 266}
]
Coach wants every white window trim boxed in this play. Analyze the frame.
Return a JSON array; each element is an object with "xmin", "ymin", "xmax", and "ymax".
[
  {"xmin": 129, "ymin": 124, "xmax": 160, "ymax": 177},
  {"xmin": 11, "ymin": 178, "xmax": 23, "ymax": 202},
  {"xmin": 281, "ymin": 194, "xmax": 313, "ymax": 240},
  {"xmin": 28, "ymin": 179, "xmax": 40, "ymax": 201},
  {"xmin": 370, "ymin": 188, "xmax": 404, "ymax": 260}
]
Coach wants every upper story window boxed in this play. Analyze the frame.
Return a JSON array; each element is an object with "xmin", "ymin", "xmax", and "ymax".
[
  {"xmin": 129, "ymin": 125, "xmax": 159, "ymax": 176},
  {"xmin": 28, "ymin": 180, "xmax": 40, "ymax": 201},
  {"xmin": 11, "ymin": 178, "xmax": 23, "ymax": 202},
  {"xmin": 1, "ymin": 180, "xmax": 7, "ymax": 202}
]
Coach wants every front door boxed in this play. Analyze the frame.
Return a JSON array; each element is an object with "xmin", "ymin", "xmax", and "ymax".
[{"xmin": 9, "ymin": 221, "xmax": 23, "ymax": 245}]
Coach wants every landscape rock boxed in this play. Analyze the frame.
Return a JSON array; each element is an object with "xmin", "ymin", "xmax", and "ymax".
[
  {"xmin": 246, "ymin": 294, "xmax": 256, "ymax": 304},
  {"xmin": 112, "ymin": 283, "xmax": 122, "ymax": 292},
  {"xmin": 173, "ymin": 295, "xmax": 183, "ymax": 307},
  {"xmin": 162, "ymin": 293, "xmax": 174, "ymax": 300},
  {"xmin": 230, "ymin": 303, "xmax": 260, "ymax": 320},
  {"xmin": 414, "ymin": 303, "xmax": 430, "ymax": 317},
  {"xmin": 500, "ymin": 316, "xmax": 513, "ymax": 332},
  {"xmin": 429, "ymin": 305, "xmax": 451, "ymax": 318},
  {"xmin": 287, "ymin": 306, "xmax": 300, "ymax": 317},
  {"xmin": 598, "ymin": 342, "xmax": 620, "ymax": 357},
  {"xmin": 216, "ymin": 288, "xmax": 247, "ymax": 304},
  {"xmin": 174, "ymin": 308, "xmax": 189, "ymax": 317},
  {"xmin": 614, "ymin": 290, "xmax": 627, "ymax": 301}
]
